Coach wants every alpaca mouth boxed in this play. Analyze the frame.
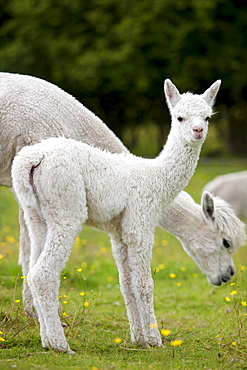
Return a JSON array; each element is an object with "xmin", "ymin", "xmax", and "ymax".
[
  {"xmin": 208, "ymin": 267, "xmax": 235, "ymax": 286},
  {"xmin": 192, "ymin": 132, "xmax": 204, "ymax": 141}
]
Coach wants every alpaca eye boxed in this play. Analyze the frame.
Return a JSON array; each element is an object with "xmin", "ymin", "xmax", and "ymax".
[
  {"xmin": 205, "ymin": 116, "xmax": 210, "ymax": 121},
  {"xmin": 177, "ymin": 116, "xmax": 184, "ymax": 122},
  {"xmin": 223, "ymin": 238, "xmax": 231, "ymax": 249}
]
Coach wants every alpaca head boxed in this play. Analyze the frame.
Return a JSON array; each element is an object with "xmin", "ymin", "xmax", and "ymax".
[
  {"xmin": 181, "ymin": 191, "xmax": 246, "ymax": 286},
  {"xmin": 164, "ymin": 79, "xmax": 221, "ymax": 146}
]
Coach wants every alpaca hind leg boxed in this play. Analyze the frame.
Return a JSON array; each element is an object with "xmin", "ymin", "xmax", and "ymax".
[
  {"xmin": 22, "ymin": 205, "xmax": 49, "ymax": 333},
  {"xmin": 18, "ymin": 207, "xmax": 37, "ymax": 317},
  {"xmin": 28, "ymin": 222, "xmax": 82, "ymax": 353}
]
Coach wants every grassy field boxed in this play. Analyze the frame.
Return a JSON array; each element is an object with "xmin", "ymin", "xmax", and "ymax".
[{"xmin": 0, "ymin": 159, "xmax": 247, "ymax": 369}]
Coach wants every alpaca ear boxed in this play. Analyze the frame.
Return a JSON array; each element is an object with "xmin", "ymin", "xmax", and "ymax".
[
  {"xmin": 164, "ymin": 79, "xmax": 181, "ymax": 111},
  {"xmin": 202, "ymin": 80, "xmax": 221, "ymax": 107},
  {"xmin": 202, "ymin": 191, "xmax": 216, "ymax": 226}
]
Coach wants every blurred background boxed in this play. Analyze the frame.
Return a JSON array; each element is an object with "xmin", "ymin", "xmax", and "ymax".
[{"xmin": 0, "ymin": 0, "xmax": 246, "ymax": 157}]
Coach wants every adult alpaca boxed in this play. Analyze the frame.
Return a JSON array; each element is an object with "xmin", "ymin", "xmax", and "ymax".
[
  {"xmin": 203, "ymin": 171, "xmax": 247, "ymax": 219},
  {"xmin": 12, "ymin": 80, "xmax": 221, "ymax": 352},
  {"xmin": 160, "ymin": 191, "xmax": 246, "ymax": 286},
  {"xmin": 0, "ymin": 72, "xmax": 129, "ymax": 316}
]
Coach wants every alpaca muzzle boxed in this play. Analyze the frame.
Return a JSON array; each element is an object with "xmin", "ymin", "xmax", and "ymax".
[{"xmin": 192, "ymin": 126, "xmax": 204, "ymax": 140}]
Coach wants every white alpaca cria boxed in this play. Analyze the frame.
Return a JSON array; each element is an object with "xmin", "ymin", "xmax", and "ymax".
[
  {"xmin": 12, "ymin": 80, "xmax": 221, "ymax": 352},
  {"xmin": 203, "ymin": 171, "xmax": 247, "ymax": 219}
]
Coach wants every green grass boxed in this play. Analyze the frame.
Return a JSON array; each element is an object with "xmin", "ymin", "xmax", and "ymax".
[{"xmin": 0, "ymin": 159, "xmax": 247, "ymax": 369}]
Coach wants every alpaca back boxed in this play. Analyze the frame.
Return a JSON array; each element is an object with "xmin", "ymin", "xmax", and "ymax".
[
  {"xmin": 12, "ymin": 138, "xmax": 130, "ymax": 225},
  {"xmin": 0, "ymin": 72, "xmax": 128, "ymax": 186}
]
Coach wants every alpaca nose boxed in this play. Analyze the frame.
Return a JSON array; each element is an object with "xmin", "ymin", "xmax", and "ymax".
[
  {"xmin": 193, "ymin": 126, "xmax": 203, "ymax": 133},
  {"xmin": 192, "ymin": 126, "xmax": 204, "ymax": 140}
]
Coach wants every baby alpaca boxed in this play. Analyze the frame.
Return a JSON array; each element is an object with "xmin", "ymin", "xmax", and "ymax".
[{"xmin": 12, "ymin": 79, "xmax": 220, "ymax": 353}]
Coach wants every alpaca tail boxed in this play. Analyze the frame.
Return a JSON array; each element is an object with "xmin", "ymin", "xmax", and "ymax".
[{"xmin": 12, "ymin": 147, "xmax": 44, "ymax": 210}]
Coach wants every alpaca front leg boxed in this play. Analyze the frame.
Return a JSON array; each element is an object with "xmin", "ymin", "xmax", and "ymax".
[
  {"xmin": 122, "ymin": 231, "xmax": 162, "ymax": 347},
  {"xmin": 110, "ymin": 235, "xmax": 143, "ymax": 344},
  {"xmin": 130, "ymin": 259, "xmax": 162, "ymax": 348}
]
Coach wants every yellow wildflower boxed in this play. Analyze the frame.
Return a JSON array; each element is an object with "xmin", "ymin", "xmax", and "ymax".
[
  {"xmin": 77, "ymin": 268, "xmax": 82, "ymax": 272},
  {"xmin": 114, "ymin": 338, "xmax": 122, "ymax": 344},
  {"xmin": 14, "ymin": 300, "xmax": 20, "ymax": 303},
  {"xmin": 171, "ymin": 339, "xmax": 183, "ymax": 346},
  {"xmin": 101, "ymin": 247, "xmax": 108, "ymax": 254},
  {"xmin": 83, "ymin": 301, "xmax": 89, "ymax": 307},
  {"xmin": 170, "ymin": 273, "xmax": 176, "ymax": 278},
  {"xmin": 0, "ymin": 254, "xmax": 3, "ymax": 260},
  {"xmin": 225, "ymin": 297, "xmax": 231, "ymax": 302},
  {"xmin": 62, "ymin": 312, "xmax": 68, "ymax": 317},
  {"xmin": 161, "ymin": 329, "xmax": 171, "ymax": 337},
  {"xmin": 176, "ymin": 283, "xmax": 181, "ymax": 287},
  {"xmin": 192, "ymin": 273, "xmax": 198, "ymax": 278},
  {"xmin": 6, "ymin": 236, "xmax": 15, "ymax": 243},
  {"xmin": 230, "ymin": 290, "xmax": 237, "ymax": 296},
  {"xmin": 241, "ymin": 301, "xmax": 247, "ymax": 306},
  {"xmin": 0, "ymin": 337, "xmax": 6, "ymax": 342},
  {"xmin": 232, "ymin": 342, "xmax": 237, "ymax": 346},
  {"xmin": 80, "ymin": 292, "xmax": 86, "ymax": 296}
]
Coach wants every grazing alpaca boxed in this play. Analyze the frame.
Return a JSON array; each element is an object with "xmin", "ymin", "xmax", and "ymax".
[
  {"xmin": 160, "ymin": 191, "xmax": 246, "ymax": 286},
  {"xmin": 12, "ymin": 80, "xmax": 221, "ymax": 352},
  {"xmin": 203, "ymin": 171, "xmax": 247, "ymax": 219}
]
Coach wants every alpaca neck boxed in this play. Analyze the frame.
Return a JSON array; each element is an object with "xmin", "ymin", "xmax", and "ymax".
[
  {"xmin": 159, "ymin": 193, "xmax": 203, "ymax": 240},
  {"xmin": 155, "ymin": 127, "xmax": 203, "ymax": 201}
]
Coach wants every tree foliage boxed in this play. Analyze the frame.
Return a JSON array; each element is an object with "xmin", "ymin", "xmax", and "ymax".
[{"xmin": 0, "ymin": 0, "xmax": 246, "ymax": 156}]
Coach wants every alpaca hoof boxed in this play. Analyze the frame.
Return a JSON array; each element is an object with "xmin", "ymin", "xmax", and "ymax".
[
  {"xmin": 134, "ymin": 335, "xmax": 163, "ymax": 349},
  {"xmin": 146, "ymin": 337, "xmax": 163, "ymax": 348},
  {"xmin": 54, "ymin": 346, "xmax": 75, "ymax": 354},
  {"xmin": 41, "ymin": 334, "xmax": 73, "ymax": 354},
  {"xmin": 42, "ymin": 342, "xmax": 74, "ymax": 354}
]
